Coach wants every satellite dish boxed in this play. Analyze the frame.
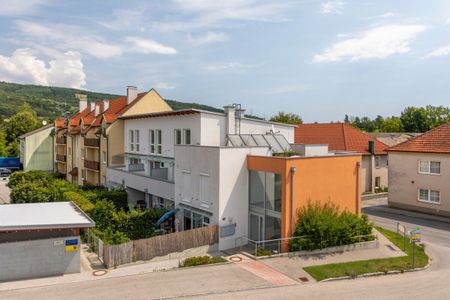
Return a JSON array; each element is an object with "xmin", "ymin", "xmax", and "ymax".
[{"xmin": 42, "ymin": 120, "xmax": 47, "ymax": 126}]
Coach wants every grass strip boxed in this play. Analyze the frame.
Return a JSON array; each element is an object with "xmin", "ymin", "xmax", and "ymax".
[
  {"xmin": 179, "ymin": 256, "xmax": 227, "ymax": 268},
  {"xmin": 303, "ymin": 226, "xmax": 428, "ymax": 281}
]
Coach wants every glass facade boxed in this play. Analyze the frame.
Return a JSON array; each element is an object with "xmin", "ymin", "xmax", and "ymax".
[{"xmin": 249, "ymin": 171, "xmax": 282, "ymax": 242}]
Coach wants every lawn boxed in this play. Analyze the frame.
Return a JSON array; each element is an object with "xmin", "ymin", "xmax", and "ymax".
[{"xmin": 303, "ymin": 227, "xmax": 429, "ymax": 281}]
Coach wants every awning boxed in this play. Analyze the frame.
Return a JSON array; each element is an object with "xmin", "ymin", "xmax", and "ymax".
[
  {"xmin": 155, "ymin": 208, "xmax": 179, "ymax": 227},
  {"xmin": 69, "ymin": 167, "xmax": 78, "ymax": 176}
]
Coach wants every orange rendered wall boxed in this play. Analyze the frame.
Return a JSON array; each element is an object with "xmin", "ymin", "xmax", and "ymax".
[{"xmin": 247, "ymin": 155, "xmax": 361, "ymax": 241}]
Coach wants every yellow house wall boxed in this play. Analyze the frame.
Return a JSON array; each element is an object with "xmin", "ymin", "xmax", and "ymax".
[{"xmin": 121, "ymin": 89, "xmax": 172, "ymax": 117}]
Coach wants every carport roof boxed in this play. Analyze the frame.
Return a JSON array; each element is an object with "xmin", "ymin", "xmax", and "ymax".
[{"xmin": 0, "ymin": 202, "xmax": 95, "ymax": 231}]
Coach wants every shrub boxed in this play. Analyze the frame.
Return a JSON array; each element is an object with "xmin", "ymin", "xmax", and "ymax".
[
  {"xmin": 179, "ymin": 256, "xmax": 226, "ymax": 267},
  {"xmin": 89, "ymin": 200, "xmax": 117, "ymax": 231},
  {"xmin": 10, "ymin": 181, "xmax": 53, "ymax": 203},
  {"xmin": 289, "ymin": 201, "xmax": 373, "ymax": 251},
  {"xmin": 89, "ymin": 188, "xmax": 128, "ymax": 211},
  {"xmin": 93, "ymin": 228, "xmax": 130, "ymax": 245},
  {"xmin": 8, "ymin": 170, "xmax": 49, "ymax": 189},
  {"xmin": 63, "ymin": 191, "xmax": 95, "ymax": 213}
]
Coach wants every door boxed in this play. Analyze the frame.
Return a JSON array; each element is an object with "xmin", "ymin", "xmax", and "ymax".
[{"xmin": 249, "ymin": 213, "xmax": 264, "ymax": 242}]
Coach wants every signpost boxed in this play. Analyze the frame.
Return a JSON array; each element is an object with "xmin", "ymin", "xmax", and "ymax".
[
  {"xmin": 397, "ymin": 222, "xmax": 407, "ymax": 250},
  {"xmin": 408, "ymin": 227, "xmax": 421, "ymax": 269}
]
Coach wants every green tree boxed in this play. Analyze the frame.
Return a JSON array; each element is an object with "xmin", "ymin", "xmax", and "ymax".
[
  {"xmin": 424, "ymin": 105, "xmax": 450, "ymax": 129},
  {"xmin": 270, "ymin": 112, "xmax": 303, "ymax": 125},
  {"xmin": 400, "ymin": 107, "xmax": 429, "ymax": 132},
  {"xmin": 382, "ymin": 117, "xmax": 404, "ymax": 132},
  {"xmin": 0, "ymin": 132, "xmax": 7, "ymax": 156},
  {"xmin": 4, "ymin": 103, "xmax": 40, "ymax": 143}
]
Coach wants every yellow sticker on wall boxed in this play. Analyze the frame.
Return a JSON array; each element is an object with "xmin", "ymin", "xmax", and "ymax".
[{"xmin": 65, "ymin": 245, "xmax": 79, "ymax": 252}]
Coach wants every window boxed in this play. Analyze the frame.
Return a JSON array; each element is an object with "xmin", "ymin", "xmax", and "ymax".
[
  {"xmin": 156, "ymin": 130, "xmax": 162, "ymax": 154},
  {"xmin": 180, "ymin": 171, "xmax": 192, "ymax": 202},
  {"xmin": 375, "ymin": 156, "xmax": 381, "ymax": 168},
  {"xmin": 150, "ymin": 130, "xmax": 155, "ymax": 153},
  {"xmin": 183, "ymin": 209, "xmax": 210, "ymax": 230},
  {"xmin": 102, "ymin": 150, "xmax": 107, "ymax": 164},
  {"xmin": 129, "ymin": 130, "xmax": 140, "ymax": 152},
  {"xmin": 418, "ymin": 188, "xmax": 440, "ymax": 204},
  {"xmin": 418, "ymin": 160, "xmax": 441, "ymax": 175},
  {"xmin": 199, "ymin": 174, "xmax": 210, "ymax": 208},
  {"xmin": 175, "ymin": 129, "xmax": 182, "ymax": 145},
  {"xmin": 184, "ymin": 129, "xmax": 191, "ymax": 145},
  {"xmin": 375, "ymin": 176, "xmax": 381, "ymax": 188}
]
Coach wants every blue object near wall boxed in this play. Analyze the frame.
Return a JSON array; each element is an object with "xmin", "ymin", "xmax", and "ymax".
[{"xmin": 0, "ymin": 157, "xmax": 20, "ymax": 169}]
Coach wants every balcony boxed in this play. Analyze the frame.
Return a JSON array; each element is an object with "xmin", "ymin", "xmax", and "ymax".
[
  {"xmin": 56, "ymin": 136, "xmax": 66, "ymax": 144},
  {"xmin": 56, "ymin": 154, "xmax": 67, "ymax": 162},
  {"xmin": 84, "ymin": 159, "xmax": 100, "ymax": 171},
  {"xmin": 84, "ymin": 138, "xmax": 100, "ymax": 148}
]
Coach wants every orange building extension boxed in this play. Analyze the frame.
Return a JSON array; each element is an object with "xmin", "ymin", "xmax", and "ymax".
[{"xmin": 247, "ymin": 154, "xmax": 362, "ymax": 243}]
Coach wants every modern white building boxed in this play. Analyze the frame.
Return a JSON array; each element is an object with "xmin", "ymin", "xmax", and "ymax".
[{"xmin": 106, "ymin": 105, "xmax": 295, "ymax": 250}]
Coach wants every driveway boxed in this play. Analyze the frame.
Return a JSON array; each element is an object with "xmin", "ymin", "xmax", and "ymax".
[{"xmin": 0, "ymin": 178, "xmax": 10, "ymax": 204}]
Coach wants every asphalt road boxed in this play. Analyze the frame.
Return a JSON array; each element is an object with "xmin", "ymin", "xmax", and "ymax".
[{"xmin": 1, "ymin": 201, "xmax": 450, "ymax": 300}]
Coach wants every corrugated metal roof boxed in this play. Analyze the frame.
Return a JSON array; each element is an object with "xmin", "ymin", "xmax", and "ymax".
[{"xmin": 0, "ymin": 202, "xmax": 95, "ymax": 231}]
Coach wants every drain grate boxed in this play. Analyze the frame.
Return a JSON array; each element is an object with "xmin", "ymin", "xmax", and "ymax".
[{"xmin": 299, "ymin": 277, "xmax": 309, "ymax": 282}]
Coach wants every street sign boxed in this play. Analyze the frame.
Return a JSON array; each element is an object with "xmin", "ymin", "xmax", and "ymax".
[
  {"xmin": 65, "ymin": 239, "xmax": 79, "ymax": 246},
  {"xmin": 397, "ymin": 223, "xmax": 406, "ymax": 234},
  {"xmin": 65, "ymin": 245, "xmax": 79, "ymax": 252},
  {"xmin": 408, "ymin": 227, "xmax": 421, "ymax": 243}
]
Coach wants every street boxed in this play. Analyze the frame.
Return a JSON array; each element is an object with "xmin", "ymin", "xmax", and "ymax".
[{"xmin": 1, "ymin": 200, "xmax": 450, "ymax": 300}]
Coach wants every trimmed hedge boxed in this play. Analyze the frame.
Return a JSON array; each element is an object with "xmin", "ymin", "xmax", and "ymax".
[{"xmin": 179, "ymin": 256, "xmax": 227, "ymax": 267}]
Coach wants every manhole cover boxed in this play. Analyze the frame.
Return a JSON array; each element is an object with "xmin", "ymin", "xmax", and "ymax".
[
  {"xmin": 93, "ymin": 270, "xmax": 108, "ymax": 276},
  {"xmin": 299, "ymin": 277, "xmax": 309, "ymax": 282},
  {"xmin": 229, "ymin": 256, "xmax": 243, "ymax": 262}
]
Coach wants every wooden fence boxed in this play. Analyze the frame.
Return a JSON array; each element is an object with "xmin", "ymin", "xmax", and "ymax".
[{"xmin": 102, "ymin": 225, "xmax": 219, "ymax": 269}]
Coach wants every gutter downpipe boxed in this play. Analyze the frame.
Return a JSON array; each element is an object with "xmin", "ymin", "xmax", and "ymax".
[
  {"xmin": 356, "ymin": 161, "xmax": 361, "ymax": 215},
  {"xmin": 290, "ymin": 167, "xmax": 297, "ymax": 236}
]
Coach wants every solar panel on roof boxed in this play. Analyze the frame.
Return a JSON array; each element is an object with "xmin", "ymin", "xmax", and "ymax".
[
  {"xmin": 274, "ymin": 134, "xmax": 292, "ymax": 152},
  {"xmin": 240, "ymin": 134, "xmax": 258, "ymax": 146},
  {"xmin": 252, "ymin": 135, "xmax": 269, "ymax": 146},
  {"xmin": 264, "ymin": 134, "xmax": 283, "ymax": 153},
  {"xmin": 228, "ymin": 135, "xmax": 245, "ymax": 147}
]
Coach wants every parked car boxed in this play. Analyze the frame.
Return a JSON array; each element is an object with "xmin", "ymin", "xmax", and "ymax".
[{"xmin": 0, "ymin": 168, "xmax": 11, "ymax": 177}]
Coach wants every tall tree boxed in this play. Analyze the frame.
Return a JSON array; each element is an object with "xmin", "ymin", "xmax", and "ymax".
[
  {"xmin": 3, "ymin": 103, "xmax": 40, "ymax": 143},
  {"xmin": 270, "ymin": 112, "xmax": 303, "ymax": 125},
  {"xmin": 400, "ymin": 107, "xmax": 429, "ymax": 132},
  {"xmin": 382, "ymin": 117, "xmax": 403, "ymax": 132}
]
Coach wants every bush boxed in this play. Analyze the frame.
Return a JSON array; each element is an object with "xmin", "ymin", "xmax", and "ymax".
[
  {"xmin": 63, "ymin": 191, "xmax": 95, "ymax": 213},
  {"xmin": 289, "ymin": 201, "xmax": 373, "ymax": 251},
  {"xmin": 89, "ymin": 188, "xmax": 128, "ymax": 211},
  {"xmin": 179, "ymin": 256, "xmax": 226, "ymax": 267},
  {"xmin": 93, "ymin": 228, "xmax": 130, "ymax": 245},
  {"xmin": 8, "ymin": 170, "xmax": 49, "ymax": 189},
  {"xmin": 10, "ymin": 181, "xmax": 53, "ymax": 203}
]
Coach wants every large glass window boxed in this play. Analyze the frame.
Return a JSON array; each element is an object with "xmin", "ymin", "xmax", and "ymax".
[
  {"xmin": 249, "ymin": 171, "xmax": 265, "ymax": 208},
  {"xmin": 419, "ymin": 160, "xmax": 441, "ymax": 175}
]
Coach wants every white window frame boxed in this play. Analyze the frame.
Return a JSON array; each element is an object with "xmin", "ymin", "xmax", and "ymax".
[
  {"xmin": 129, "ymin": 130, "xmax": 134, "ymax": 152},
  {"xmin": 156, "ymin": 130, "xmax": 162, "ymax": 154},
  {"xmin": 149, "ymin": 130, "xmax": 155, "ymax": 154},
  {"xmin": 199, "ymin": 174, "xmax": 210, "ymax": 208},
  {"xmin": 129, "ymin": 130, "xmax": 140, "ymax": 152},
  {"xmin": 175, "ymin": 129, "xmax": 182, "ymax": 145},
  {"xmin": 418, "ymin": 160, "xmax": 441, "ymax": 175},
  {"xmin": 418, "ymin": 188, "xmax": 440, "ymax": 204},
  {"xmin": 135, "ymin": 130, "xmax": 140, "ymax": 152}
]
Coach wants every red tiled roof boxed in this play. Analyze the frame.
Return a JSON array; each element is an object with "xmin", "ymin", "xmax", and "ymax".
[
  {"xmin": 55, "ymin": 118, "xmax": 65, "ymax": 128},
  {"xmin": 387, "ymin": 122, "xmax": 450, "ymax": 154},
  {"xmin": 295, "ymin": 123, "xmax": 389, "ymax": 155},
  {"xmin": 69, "ymin": 126, "xmax": 81, "ymax": 134},
  {"xmin": 69, "ymin": 107, "xmax": 90, "ymax": 126}
]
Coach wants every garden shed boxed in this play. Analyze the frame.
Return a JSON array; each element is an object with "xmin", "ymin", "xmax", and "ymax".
[{"xmin": 0, "ymin": 201, "xmax": 95, "ymax": 282}]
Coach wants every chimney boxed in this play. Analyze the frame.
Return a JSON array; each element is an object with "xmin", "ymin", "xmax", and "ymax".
[
  {"xmin": 90, "ymin": 102, "xmax": 95, "ymax": 111},
  {"xmin": 95, "ymin": 104, "xmax": 100, "ymax": 117},
  {"xmin": 127, "ymin": 86, "xmax": 138, "ymax": 104},
  {"xmin": 79, "ymin": 97, "xmax": 87, "ymax": 112},
  {"xmin": 103, "ymin": 100, "xmax": 109, "ymax": 111},
  {"xmin": 368, "ymin": 140, "xmax": 375, "ymax": 154},
  {"xmin": 223, "ymin": 105, "xmax": 236, "ymax": 135}
]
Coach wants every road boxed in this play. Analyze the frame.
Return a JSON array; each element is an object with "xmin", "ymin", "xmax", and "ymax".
[
  {"xmin": 1, "ymin": 200, "xmax": 450, "ymax": 299},
  {"xmin": 0, "ymin": 178, "xmax": 10, "ymax": 204}
]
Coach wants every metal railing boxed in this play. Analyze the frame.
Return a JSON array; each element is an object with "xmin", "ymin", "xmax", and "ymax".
[
  {"xmin": 235, "ymin": 233, "xmax": 377, "ymax": 257},
  {"xmin": 84, "ymin": 159, "xmax": 100, "ymax": 171},
  {"xmin": 84, "ymin": 229, "xmax": 104, "ymax": 263},
  {"xmin": 56, "ymin": 136, "xmax": 66, "ymax": 144},
  {"xmin": 56, "ymin": 154, "xmax": 67, "ymax": 162}
]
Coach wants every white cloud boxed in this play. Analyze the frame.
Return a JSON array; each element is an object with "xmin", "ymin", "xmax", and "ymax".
[
  {"xmin": 446, "ymin": 16, "xmax": 450, "ymax": 24},
  {"xmin": 125, "ymin": 37, "xmax": 177, "ymax": 55},
  {"xmin": 423, "ymin": 45, "xmax": 450, "ymax": 59},
  {"xmin": 98, "ymin": 8, "xmax": 146, "ymax": 31},
  {"xmin": 188, "ymin": 31, "xmax": 229, "ymax": 45},
  {"xmin": 320, "ymin": 1, "xmax": 345, "ymax": 15},
  {"xmin": 370, "ymin": 12, "xmax": 396, "ymax": 19},
  {"xmin": 153, "ymin": 0, "xmax": 289, "ymax": 32},
  {"xmin": 0, "ymin": 0, "xmax": 49, "ymax": 16},
  {"xmin": 15, "ymin": 20, "xmax": 122, "ymax": 59},
  {"xmin": 154, "ymin": 82, "xmax": 176, "ymax": 90},
  {"xmin": 0, "ymin": 48, "xmax": 86, "ymax": 89},
  {"xmin": 313, "ymin": 24, "xmax": 426, "ymax": 63}
]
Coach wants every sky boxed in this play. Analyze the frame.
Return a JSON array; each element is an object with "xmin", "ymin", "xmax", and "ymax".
[{"xmin": 1, "ymin": 0, "xmax": 450, "ymax": 122}]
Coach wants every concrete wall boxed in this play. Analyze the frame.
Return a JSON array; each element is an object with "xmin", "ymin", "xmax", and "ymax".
[
  {"xmin": 388, "ymin": 152, "xmax": 450, "ymax": 216},
  {"xmin": 0, "ymin": 236, "xmax": 80, "ymax": 282}
]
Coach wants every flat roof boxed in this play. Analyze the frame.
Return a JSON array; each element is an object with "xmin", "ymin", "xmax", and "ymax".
[{"xmin": 0, "ymin": 202, "xmax": 95, "ymax": 231}]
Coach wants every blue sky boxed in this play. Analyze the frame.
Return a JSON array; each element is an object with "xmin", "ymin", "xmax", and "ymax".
[{"xmin": 1, "ymin": 1, "xmax": 450, "ymax": 122}]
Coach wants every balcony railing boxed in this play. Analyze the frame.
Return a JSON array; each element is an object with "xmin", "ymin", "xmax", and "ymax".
[
  {"xmin": 56, "ymin": 136, "xmax": 66, "ymax": 144},
  {"xmin": 84, "ymin": 138, "xmax": 100, "ymax": 148},
  {"xmin": 128, "ymin": 163, "xmax": 145, "ymax": 172},
  {"xmin": 56, "ymin": 154, "xmax": 67, "ymax": 162},
  {"xmin": 84, "ymin": 159, "xmax": 100, "ymax": 171}
]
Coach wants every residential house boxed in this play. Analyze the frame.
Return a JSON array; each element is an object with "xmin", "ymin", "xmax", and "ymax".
[
  {"xmin": 19, "ymin": 123, "xmax": 54, "ymax": 172},
  {"xmin": 54, "ymin": 87, "xmax": 172, "ymax": 186},
  {"xmin": 295, "ymin": 123, "xmax": 389, "ymax": 193},
  {"xmin": 107, "ymin": 106, "xmax": 361, "ymax": 251},
  {"xmin": 387, "ymin": 122, "xmax": 450, "ymax": 217},
  {"xmin": 369, "ymin": 132, "xmax": 421, "ymax": 147}
]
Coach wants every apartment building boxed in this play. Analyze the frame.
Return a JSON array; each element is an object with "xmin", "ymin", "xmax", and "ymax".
[
  {"xmin": 296, "ymin": 123, "xmax": 389, "ymax": 193},
  {"xmin": 19, "ymin": 123, "xmax": 54, "ymax": 172},
  {"xmin": 106, "ymin": 105, "xmax": 361, "ymax": 251},
  {"xmin": 54, "ymin": 87, "xmax": 172, "ymax": 186},
  {"xmin": 387, "ymin": 122, "xmax": 450, "ymax": 217}
]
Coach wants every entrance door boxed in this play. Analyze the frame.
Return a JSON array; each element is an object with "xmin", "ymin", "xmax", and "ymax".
[{"xmin": 249, "ymin": 213, "xmax": 264, "ymax": 242}]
